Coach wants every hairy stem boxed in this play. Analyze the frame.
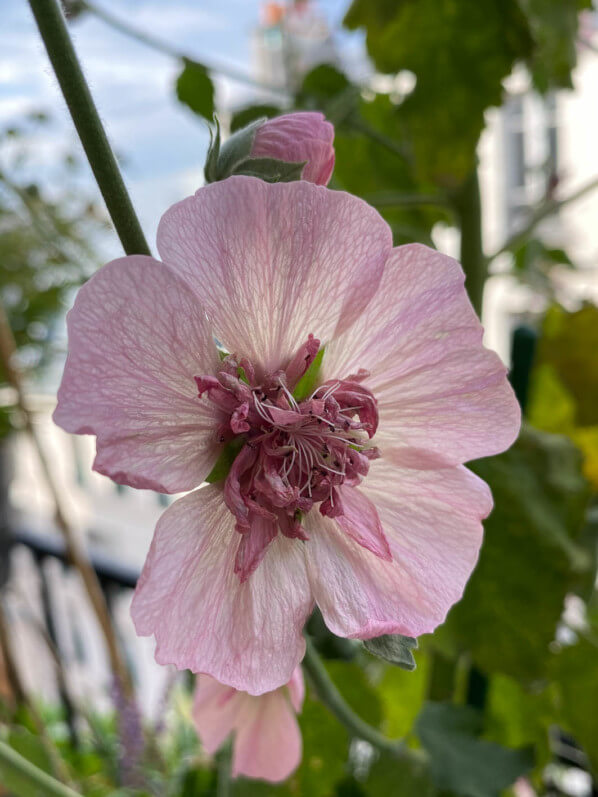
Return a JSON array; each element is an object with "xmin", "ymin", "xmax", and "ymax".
[
  {"xmin": 0, "ymin": 740, "xmax": 83, "ymax": 797},
  {"xmin": 27, "ymin": 0, "xmax": 150, "ymax": 256},
  {"xmin": 0, "ymin": 300, "xmax": 133, "ymax": 696},
  {"xmin": 303, "ymin": 637, "xmax": 417, "ymax": 760}
]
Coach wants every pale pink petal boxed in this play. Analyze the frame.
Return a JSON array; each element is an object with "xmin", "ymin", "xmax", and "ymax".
[
  {"xmin": 323, "ymin": 244, "xmax": 520, "ymax": 465},
  {"xmin": 53, "ymin": 255, "xmax": 222, "ymax": 492},
  {"xmin": 193, "ymin": 675, "xmax": 246, "ymax": 753},
  {"xmin": 286, "ymin": 666, "xmax": 305, "ymax": 713},
  {"xmin": 232, "ymin": 690, "xmax": 302, "ymax": 782},
  {"xmin": 131, "ymin": 485, "xmax": 313, "ymax": 694},
  {"xmin": 336, "ymin": 486, "xmax": 391, "ymax": 561},
  {"xmin": 157, "ymin": 177, "xmax": 392, "ymax": 373},
  {"xmin": 305, "ymin": 455, "xmax": 492, "ymax": 638},
  {"xmin": 251, "ymin": 112, "xmax": 335, "ymax": 186}
]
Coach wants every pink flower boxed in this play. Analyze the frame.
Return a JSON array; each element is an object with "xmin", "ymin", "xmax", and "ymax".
[
  {"xmin": 193, "ymin": 667, "xmax": 304, "ymax": 782},
  {"xmin": 53, "ymin": 177, "xmax": 520, "ymax": 695},
  {"xmin": 250, "ymin": 112, "xmax": 335, "ymax": 185}
]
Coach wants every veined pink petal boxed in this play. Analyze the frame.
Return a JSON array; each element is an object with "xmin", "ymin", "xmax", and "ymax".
[
  {"xmin": 287, "ymin": 666, "xmax": 305, "ymax": 713},
  {"xmin": 336, "ymin": 486, "xmax": 391, "ymax": 561},
  {"xmin": 53, "ymin": 256, "xmax": 222, "ymax": 493},
  {"xmin": 323, "ymin": 244, "xmax": 521, "ymax": 465},
  {"xmin": 232, "ymin": 690, "xmax": 302, "ymax": 782},
  {"xmin": 193, "ymin": 677, "xmax": 244, "ymax": 753},
  {"xmin": 156, "ymin": 177, "xmax": 392, "ymax": 374},
  {"xmin": 131, "ymin": 485, "xmax": 313, "ymax": 694},
  {"xmin": 305, "ymin": 455, "xmax": 492, "ymax": 638}
]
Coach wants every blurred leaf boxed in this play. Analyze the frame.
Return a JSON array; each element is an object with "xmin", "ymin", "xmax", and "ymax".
[
  {"xmin": 519, "ymin": 0, "xmax": 592, "ymax": 91},
  {"xmin": 376, "ymin": 651, "xmax": 430, "ymax": 738},
  {"xmin": 362, "ymin": 751, "xmax": 435, "ymax": 796},
  {"xmin": 528, "ymin": 304, "xmax": 598, "ymax": 487},
  {"xmin": 549, "ymin": 637, "xmax": 598, "ymax": 776},
  {"xmin": 486, "ymin": 674, "xmax": 553, "ymax": 775},
  {"xmin": 232, "ymin": 156, "xmax": 306, "ymax": 183},
  {"xmin": 345, "ymin": 0, "xmax": 533, "ymax": 184},
  {"xmin": 443, "ymin": 426, "xmax": 596, "ymax": 681},
  {"xmin": 230, "ymin": 105, "xmax": 281, "ymax": 133},
  {"xmin": 176, "ymin": 59, "xmax": 215, "ymax": 120},
  {"xmin": 415, "ymin": 702, "xmax": 533, "ymax": 797},
  {"xmin": 363, "ymin": 635, "xmax": 417, "ymax": 671}
]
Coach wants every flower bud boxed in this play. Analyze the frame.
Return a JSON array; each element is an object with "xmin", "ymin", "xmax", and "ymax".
[{"xmin": 204, "ymin": 112, "xmax": 335, "ymax": 185}]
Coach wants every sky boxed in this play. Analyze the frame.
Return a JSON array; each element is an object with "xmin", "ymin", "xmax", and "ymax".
[{"xmin": 2, "ymin": 0, "xmax": 363, "ymax": 252}]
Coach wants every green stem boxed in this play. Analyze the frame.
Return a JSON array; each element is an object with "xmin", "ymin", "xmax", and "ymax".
[
  {"xmin": 302, "ymin": 637, "xmax": 416, "ymax": 760},
  {"xmin": 453, "ymin": 168, "xmax": 485, "ymax": 316},
  {"xmin": 27, "ymin": 0, "xmax": 151, "ymax": 257},
  {"xmin": 0, "ymin": 740, "xmax": 82, "ymax": 797},
  {"xmin": 487, "ymin": 175, "xmax": 598, "ymax": 262},
  {"xmin": 216, "ymin": 740, "xmax": 232, "ymax": 797}
]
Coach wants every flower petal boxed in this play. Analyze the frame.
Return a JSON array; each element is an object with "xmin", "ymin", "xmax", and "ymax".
[
  {"xmin": 336, "ymin": 486, "xmax": 391, "ymax": 561},
  {"xmin": 193, "ymin": 676, "xmax": 245, "ymax": 753},
  {"xmin": 232, "ymin": 691, "xmax": 302, "ymax": 782},
  {"xmin": 323, "ymin": 244, "xmax": 520, "ymax": 465},
  {"xmin": 287, "ymin": 666, "xmax": 305, "ymax": 713},
  {"xmin": 53, "ymin": 255, "xmax": 222, "ymax": 493},
  {"xmin": 157, "ymin": 177, "xmax": 392, "ymax": 373},
  {"xmin": 305, "ymin": 455, "xmax": 492, "ymax": 638},
  {"xmin": 131, "ymin": 485, "xmax": 313, "ymax": 694}
]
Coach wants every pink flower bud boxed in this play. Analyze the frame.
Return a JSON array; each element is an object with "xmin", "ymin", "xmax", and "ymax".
[{"xmin": 251, "ymin": 112, "xmax": 335, "ymax": 185}]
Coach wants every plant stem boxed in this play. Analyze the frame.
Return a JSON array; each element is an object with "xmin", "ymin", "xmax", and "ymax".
[
  {"xmin": 0, "ymin": 740, "xmax": 83, "ymax": 797},
  {"xmin": 216, "ymin": 741, "xmax": 232, "ymax": 797},
  {"xmin": 81, "ymin": 0, "xmax": 288, "ymax": 97},
  {"xmin": 487, "ymin": 175, "xmax": 598, "ymax": 262},
  {"xmin": 27, "ymin": 0, "xmax": 150, "ymax": 257},
  {"xmin": 453, "ymin": 168, "xmax": 485, "ymax": 316},
  {"xmin": 302, "ymin": 637, "xmax": 416, "ymax": 760},
  {"xmin": 0, "ymin": 602, "xmax": 75, "ymax": 786},
  {"xmin": 0, "ymin": 300, "xmax": 133, "ymax": 697}
]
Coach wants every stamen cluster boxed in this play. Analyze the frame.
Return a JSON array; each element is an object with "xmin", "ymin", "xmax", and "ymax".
[{"xmin": 195, "ymin": 337, "xmax": 380, "ymax": 577}]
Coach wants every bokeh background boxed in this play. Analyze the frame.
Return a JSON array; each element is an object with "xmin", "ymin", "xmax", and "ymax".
[{"xmin": 1, "ymin": 1, "xmax": 598, "ymax": 795}]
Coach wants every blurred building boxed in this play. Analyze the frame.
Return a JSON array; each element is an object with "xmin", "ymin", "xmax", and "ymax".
[{"xmin": 252, "ymin": 0, "xmax": 338, "ymax": 90}]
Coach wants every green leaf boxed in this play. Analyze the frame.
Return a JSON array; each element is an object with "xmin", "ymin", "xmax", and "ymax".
[
  {"xmin": 231, "ymin": 156, "xmax": 306, "ymax": 183},
  {"xmin": 363, "ymin": 634, "xmax": 418, "ymax": 671},
  {"xmin": 363, "ymin": 752, "xmax": 436, "ymax": 797},
  {"xmin": 205, "ymin": 437, "xmax": 244, "ymax": 483},
  {"xmin": 230, "ymin": 104, "xmax": 281, "ymax": 133},
  {"xmin": 415, "ymin": 702, "xmax": 533, "ymax": 797},
  {"xmin": 293, "ymin": 348, "xmax": 324, "ymax": 401},
  {"xmin": 344, "ymin": 0, "xmax": 533, "ymax": 183},
  {"xmin": 550, "ymin": 637, "xmax": 598, "ymax": 776},
  {"xmin": 175, "ymin": 59, "xmax": 215, "ymax": 120},
  {"xmin": 442, "ymin": 426, "xmax": 596, "ymax": 682}
]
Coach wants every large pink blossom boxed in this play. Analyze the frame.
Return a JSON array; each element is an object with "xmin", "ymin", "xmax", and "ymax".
[
  {"xmin": 250, "ymin": 112, "xmax": 335, "ymax": 185},
  {"xmin": 193, "ymin": 667, "xmax": 304, "ymax": 782},
  {"xmin": 53, "ymin": 176, "xmax": 520, "ymax": 694}
]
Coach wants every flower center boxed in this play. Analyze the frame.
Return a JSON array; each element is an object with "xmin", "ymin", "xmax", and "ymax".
[{"xmin": 195, "ymin": 336, "xmax": 380, "ymax": 578}]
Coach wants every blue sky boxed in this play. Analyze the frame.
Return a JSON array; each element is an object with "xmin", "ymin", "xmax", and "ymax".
[{"xmin": 2, "ymin": 0, "xmax": 363, "ymax": 252}]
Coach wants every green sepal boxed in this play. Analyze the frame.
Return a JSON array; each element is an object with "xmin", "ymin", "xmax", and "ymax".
[
  {"xmin": 205, "ymin": 437, "xmax": 245, "ymax": 483},
  {"xmin": 293, "ymin": 348, "xmax": 325, "ymax": 402},
  {"xmin": 364, "ymin": 633, "xmax": 418, "ymax": 671},
  {"xmin": 205, "ymin": 117, "xmax": 265, "ymax": 183}
]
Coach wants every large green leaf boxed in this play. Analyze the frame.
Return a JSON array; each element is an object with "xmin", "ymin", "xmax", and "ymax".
[
  {"xmin": 415, "ymin": 703, "xmax": 533, "ymax": 797},
  {"xmin": 345, "ymin": 0, "xmax": 532, "ymax": 184},
  {"xmin": 443, "ymin": 426, "xmax": 596, "ymax": 681}
]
